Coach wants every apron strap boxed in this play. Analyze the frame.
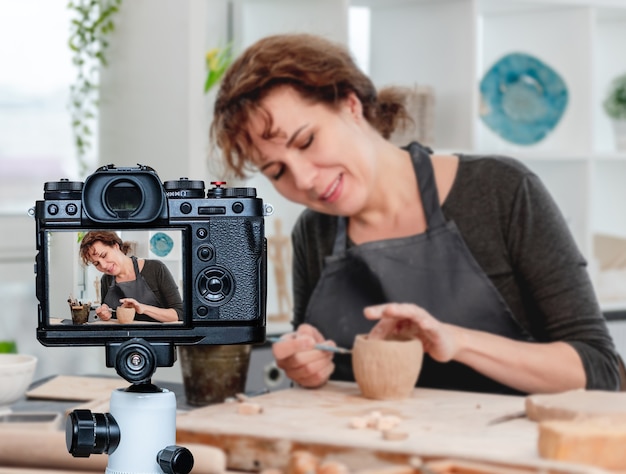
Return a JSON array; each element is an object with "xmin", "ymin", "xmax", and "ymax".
[
  {"xmin": 332, "ymin": 217, "xmax": 348, "ymax": 255},
  {"xmin": 408, "ymin": 142, "xmax": 446, "ymax": 229},
  {"xmin": 332, "ymin": 142, "xmax": 446, "ymax": 255},
  {"xmin": 131, "ymin": 256, "xmax": 141, "ymax": 276}
]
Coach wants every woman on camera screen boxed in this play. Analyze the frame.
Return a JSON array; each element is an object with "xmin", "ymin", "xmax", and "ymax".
[
  {"xmin": 79, "ymin": 230, "xmax": 182, "ymax": 323},
  {"xmin": 210, "ymin": 33, "xmax": 623, "ymax": 394}
]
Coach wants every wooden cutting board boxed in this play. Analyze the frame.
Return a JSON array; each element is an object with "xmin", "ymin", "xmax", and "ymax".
[
  {"xmin": 525, "ymin": 390, "xmax": 626, "ymax": 470},
  {"xmin": 0, "ymin": 428, "xmax": 227, "ymax": 474},
  {"xmin": 525, "ymin": 389, "xmax": 626, "ymax": 422},
  {"xmin": 26, "ymin": 375, "xmax": 128, "ymax": 401},
  {"xmin": 175, "ymin": 381, "xmax": 599, "ymax": 473},
  {"xmin": 0, "ymin": 469, "xmax": 96, "ymax": 474}
]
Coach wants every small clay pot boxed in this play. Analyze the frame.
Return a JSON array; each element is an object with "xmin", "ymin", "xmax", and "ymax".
[
  {"xmin": 352, "ymin": 334, "xmax": 423, "ymax": 400},
  {"xmin": 71, "ymin": 304, "xmax": 90, "ymax": 325},
  {"xmin": 116, "ymin": 307, "xmax": 136, "ymax": 324}
]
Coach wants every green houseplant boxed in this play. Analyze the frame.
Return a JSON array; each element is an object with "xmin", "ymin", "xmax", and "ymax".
[
  {"xmin": 603, "ymin": 73, "xmax": 626, "ymax": 120},
  {"xmin": 603, "ymin": 72, "xmax": 626, "ymax": 151},
  {"xmin": 204, "ymin": 44, "xmax": 234, "ymax": 94},
  {"xmin": 68, "ymin": 0, "xmax": 122, "ymax": 176}
]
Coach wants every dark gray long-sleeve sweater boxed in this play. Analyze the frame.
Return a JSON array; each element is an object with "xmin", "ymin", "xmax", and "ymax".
[
  {"xmin": 101, "ymin": 259, "xmax": 183, "ymax": 321},
  {"xmin": 291, "ymin": 153, "xmax": 621, "ymax": 392}
]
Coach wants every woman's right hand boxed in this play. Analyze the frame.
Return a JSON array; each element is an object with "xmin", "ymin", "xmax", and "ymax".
[
  {"xmin": 95, "ymin": 304, "xmax": 113, "ymax": 321},
  {"xmin": 271, "ymin": 323, "xmax": 336, "ymax": 388}
]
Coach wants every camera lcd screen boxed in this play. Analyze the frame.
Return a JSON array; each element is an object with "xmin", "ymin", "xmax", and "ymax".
[{"xmin": 44, "ymin": 228, "xmax": 185, "ymax": 327}]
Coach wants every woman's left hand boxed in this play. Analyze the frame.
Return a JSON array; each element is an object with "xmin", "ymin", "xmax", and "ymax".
[
  {"xmin": 364, "ymin": 302, "xmax": 460, "ymax": 363},
  {"xmin": 364, "ymin": 302, "xmax": 587, "ymax": 393},
  {"xmin": 118, "ymin": 298, "xmax": 178, "ymax": 323},
  {"xmin": 119, "ymin": 298, "xmax": 143, "ymax": 314}
]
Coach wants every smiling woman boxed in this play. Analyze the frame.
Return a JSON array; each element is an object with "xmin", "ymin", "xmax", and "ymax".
[{"xmin": 211, "ymin": 32, "xmax": 623, "ymax": 396}]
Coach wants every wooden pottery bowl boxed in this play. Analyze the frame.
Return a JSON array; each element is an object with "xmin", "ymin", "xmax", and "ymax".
[
  {"xmin": 352, "ymin": 334, "xmax": 423, "ymax": 400},
  {"xmin": 116, "ymin": 306, "xmax": 136, "ymax": 324}
]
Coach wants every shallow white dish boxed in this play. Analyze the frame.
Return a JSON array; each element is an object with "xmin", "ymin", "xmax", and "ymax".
[{"xmin": 0, "ymin": 354, "xmax": 37, "ymax": 414}]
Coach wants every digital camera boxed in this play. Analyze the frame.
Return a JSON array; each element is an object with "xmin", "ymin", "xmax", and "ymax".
[{"xmin": 33, "ymin": 164, "xmax": 269, "ymax": 370}]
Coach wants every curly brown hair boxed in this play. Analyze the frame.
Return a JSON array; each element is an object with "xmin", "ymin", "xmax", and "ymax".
[
  {"xmin": 211, "ymin": 33, "xmax": 411, "ymax": 179},
  {"xmin": 79, "ymin": 230, "xmax": 132, "ymax": 266}
]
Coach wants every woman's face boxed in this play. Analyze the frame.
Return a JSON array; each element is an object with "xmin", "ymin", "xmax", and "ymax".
[
  {"xmin": 247, "ymin": 86, "xmax": 378, "ymax": 217},
  {"xmin": 87, "ymin": 241, "xmax": 124, "ymax": 276}
]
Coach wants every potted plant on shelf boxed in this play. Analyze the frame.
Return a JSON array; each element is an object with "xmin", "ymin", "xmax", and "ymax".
[
  {"xmin": 204, "ymin": 44, "xmax": 234, "ymax": 94},
  {"xmin": 603, "ymin": 72, "xmax": 626, "ymax": 152}
]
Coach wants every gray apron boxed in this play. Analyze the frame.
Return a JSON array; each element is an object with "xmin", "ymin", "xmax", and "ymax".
[
  {"xmin": 103, "ymin": 256, "xmax": 161, "ymax": 322},
  {"xmin": 304, "ymin": 142, "xmax": 533, "ymax": 394}
]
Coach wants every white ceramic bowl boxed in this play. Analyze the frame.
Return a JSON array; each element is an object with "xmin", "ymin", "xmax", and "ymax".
[{"xmin": 0, "ymin": 354, "xmax": 37, "ymax": 413}]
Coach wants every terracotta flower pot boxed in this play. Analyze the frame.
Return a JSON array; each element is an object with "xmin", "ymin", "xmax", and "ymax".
[
  {"xmin": 116, "ymin": 306, "xmax": 136, "ymax": 324},
  {"xmin": 179, "ymin": 344, "xmax": 251, "ymax": 406},
  {"xmin": 352, "ymin": 334, "xmax": 423, "ymax": 400}
]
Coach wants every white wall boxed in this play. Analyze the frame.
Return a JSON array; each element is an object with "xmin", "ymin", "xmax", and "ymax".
[{"xmin": 99, "ymin": 0, "xmax": 226, "ymax": 182}]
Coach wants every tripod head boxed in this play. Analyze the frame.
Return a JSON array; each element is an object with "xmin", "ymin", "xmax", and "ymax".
[{"xmin": 66, "ymin": 339, "xmax": 194, "ymax": 474}]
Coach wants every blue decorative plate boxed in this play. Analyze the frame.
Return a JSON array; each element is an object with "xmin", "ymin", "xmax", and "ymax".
[
  {"xmin": 150, "ymin": 232, "xmax": 174, "ymax": 257},
  {"xmin": 479, "ymin": 52, "xmax": 568, "ymax": 145}
]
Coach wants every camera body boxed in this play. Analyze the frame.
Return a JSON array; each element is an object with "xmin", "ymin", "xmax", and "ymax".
[{"xmin": 34, "ymin": 164, "xmax": 268, "ymax": 355}]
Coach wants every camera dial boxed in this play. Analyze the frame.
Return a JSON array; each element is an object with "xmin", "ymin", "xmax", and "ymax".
[
  {"xmin": 196, "ymin": 265, "xmax": 235, "ymax": 306},
  {"xmin": 207, "ymin": 181, "xmax": 227, "ymax": 198},
  {"xmin": 44, "ymin": 179, "xmax": 83, "ymax": 200},
  {"xmin": 164, "ymin": 177, "xmax": 206, "ymax": 199},
  {"xmin": 206, "ymin": 182, "xmax": 257, "ymax": 199}
]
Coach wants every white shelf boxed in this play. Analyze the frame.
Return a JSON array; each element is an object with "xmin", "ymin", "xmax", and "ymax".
[
  {"xmin": 602, "ymin": 300, "xmax": 626, "ymax": 313},
  {"xmin": 347, "ymin": 0, "xmax": 626, "ymax": 309}
]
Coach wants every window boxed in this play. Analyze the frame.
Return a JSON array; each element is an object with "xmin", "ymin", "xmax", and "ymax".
[
  {"xmin": 0, "ymin": 1, "xmax": 77, "ymax": 214},
  {"xmin": 348, "ymin": 6, "xmax": 371, "ymax": 75}
]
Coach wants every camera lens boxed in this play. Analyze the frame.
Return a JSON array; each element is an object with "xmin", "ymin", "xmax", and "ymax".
[{"xmin": 104, "ymin": 179, "xmax": 143, "ymax": 215}]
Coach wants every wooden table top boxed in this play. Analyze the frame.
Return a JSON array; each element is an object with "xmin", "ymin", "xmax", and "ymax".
[{"xmin": 176, "ymin": 381, "xmax": 608, "ymax": 473}]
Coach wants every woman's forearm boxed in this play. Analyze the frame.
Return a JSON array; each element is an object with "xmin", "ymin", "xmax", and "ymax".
[
  {"xmin": 451, "ymin": 325, "xmax": 586, "ymax": 394},
  {"xmin": 139, "ymin": 304, "xmax": 179, "ymax": 323}
]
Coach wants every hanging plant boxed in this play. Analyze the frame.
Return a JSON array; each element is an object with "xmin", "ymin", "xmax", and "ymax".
[
  {"xmin": 68, "ymin": 0, "xmax": 122, "ymax": 177},
  {"xmin": 204, "ymin": 43, "xmax": 234, "ymax": 94}
]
